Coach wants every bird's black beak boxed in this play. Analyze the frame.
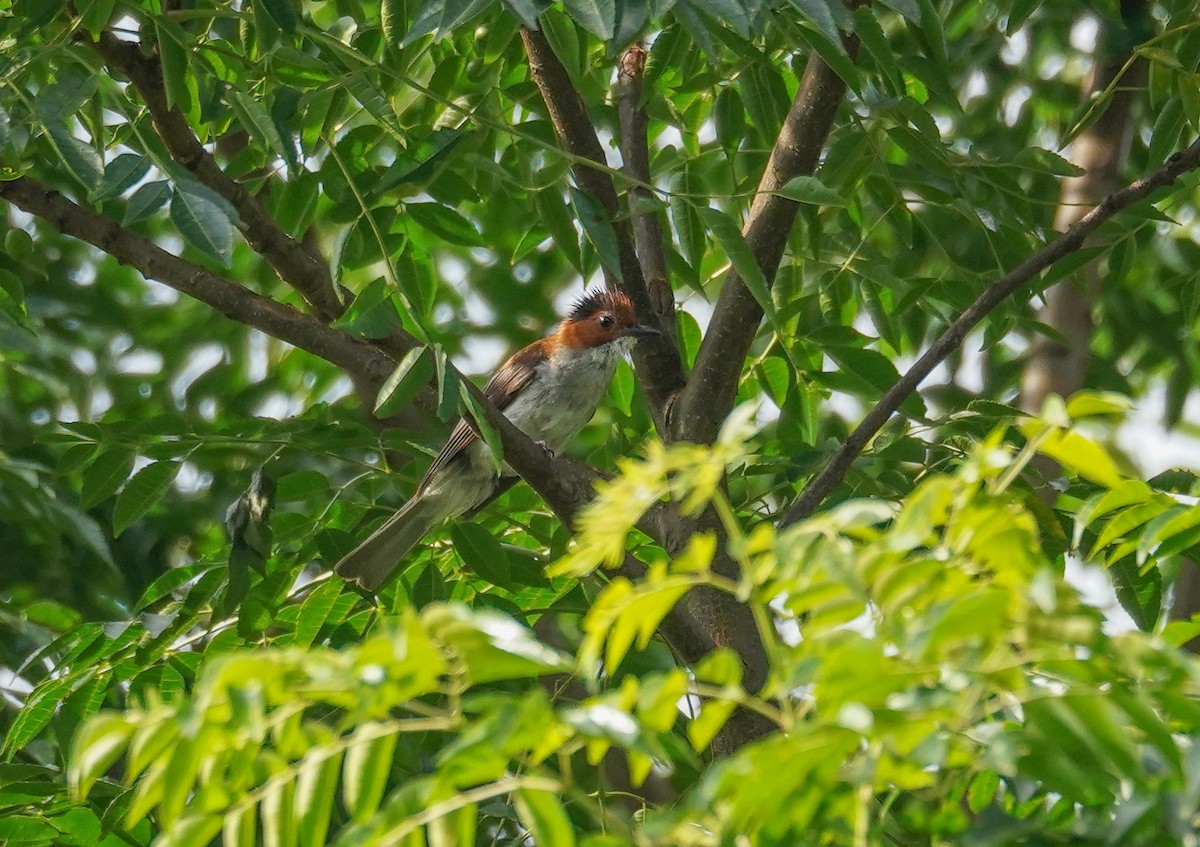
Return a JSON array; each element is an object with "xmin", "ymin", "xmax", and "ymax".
[{"xmin": 622, "ymin": 324, "xmax": 662, "ymax": 339}]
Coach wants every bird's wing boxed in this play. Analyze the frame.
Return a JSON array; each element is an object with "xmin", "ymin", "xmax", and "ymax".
[{"xmin": 416, "ymin": 340, "xmax": 547, "ymax": 493}]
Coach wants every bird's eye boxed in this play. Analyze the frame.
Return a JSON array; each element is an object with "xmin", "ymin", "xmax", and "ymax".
[{"xmin": 598, "ymin": 314, "xmax": 614, "ymax": 329}]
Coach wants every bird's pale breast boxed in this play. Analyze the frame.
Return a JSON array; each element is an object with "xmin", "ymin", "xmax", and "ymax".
[{"xmin": 503, "ymin": 339, "xmax": 627, "ymax": 451}]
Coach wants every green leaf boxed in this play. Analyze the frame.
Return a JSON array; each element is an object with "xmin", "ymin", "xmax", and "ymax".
[
  {"xmin": 787, "ymin": 0, "xmax": 848, "ymax": 52},
  {"xmin": 0, "ymin": 815, "xmax": 59, "ymax": 842},
  {"xmin": 39, "ymin": 71, "xmax": 98, "ymax": 121},
  {"xmin": 380, "ymin": 0, "xmax": 409, "ymax": 44},
  {"xmin": 296, "ymin": 749, "xmax": 343, "ymax": 847},
  {"xmin": 93, "ymin": 153, "xmax": 150, "ymax": 202},
  {"xmin": 293, "ymin": 577, "xmax": 345, "ymax": 649},
  {"xmin": 229, "ymin": 90, "xmax": 289, "ymax": 163},
  {"xmin": 112, "ymin": 461, "xmax": 179, "ymax": 537},
  {"xmin": 48, "ymin": 807, "xmax": 102, "ymax": 847},
  {"xmin": 854, "ymin": 6, "xmax": 903, "ymax": 94},
  {"xmin": 171, "ymin": 187, "xmax": 235, "ymax": 266},
  {"xmin": 1147, "ymin": 99, "xmax": 1184, "ymax": 167},
  {"xmin": 124, "ymin": 181, "xmax": 172, "ymax": 224},
  {"xmin": 773, "ymin": 175, "xmax": 847, "ymax": 206},
  {"xmin": 571, "ymin": 187, "xmax": 623, "ymax": 282},
  {"xmin": 502, "ymin": 0, "xmax": 550, "ymax": 28},
  {"xmin": 608, "ymin": 360, "xmax": 634, "ymax": 416},
  {"xmin": 260, "ymin": 762, "xmax": 296, "ymax": 847},
  {"xmin": 458, "ymin": 384, "xmax": 504, "ymax": 474},
  {"xmin": 332, "ymin": 278, "xmax": 402, "ymax": 339},
  {"xmin": 224, "ymin": 806, "xmax": 257, "ymax": 847},
  {"xmin": 80, "ymin": 448, "xmax": 134, "ymax": 509},
  {"xmin": 68, "ymin": 712, "xmax": 133, "ymax": 799},
  {"xmin": 1065, "ymin": 392, "xmax": 1133, "ymax": 420},
  {"xmin": 402, "ymin": 0, "xmax": 493, "ymax": 46},
  {"xmin": 1013, "ymin": 147, "xmax": 1086, "ymax": 177},
  {"xmin": 374, "ymin": 347, "xmax": 434, "ymax": 417},
  {"xmin": 405, "ymin": 202, "xmax": 484, "ymax": 247},
  {"xmin": 434, "ymin": 348, "xmax": 460, "ymax": 422},
  {"xmin": 514, "ymin": 788, "xmax": 576, "ymax": 847},
  {"xmin": 342, "ymin": 726, "xmax": 397, "ymax": 822},
  {"xmin": 156, "ymin": 815, "xmax": 222, "ymax": 847},
  {"xmin": 377, "ymin": 129, "xmax": 466, "ymax": 191},
  {"xmin": 256, "ymin": 0, "xmax": 299, "ymax": 33},
  {"xmin": 450, "ymin": 522, "xmax": 514, "ymax": 588},
  {"xmin": 1034, "ymin": 429, "xmax": 1125, "ymax": 489},
  {"xmin": 3, "ymin": 678, "xmax": 71, "ymax": 758},
  {"xmin": 4, "ymin": 227, "xmax": 33, "ymax": 258},
  {"xmin": 687, "ymin": 697, "xmax": 737, "ymax": 750},
  {"xmin": 825, "ymin": 346, "xmax": 900, "ymax": 395},
  {"xmin": 0, "ymin": 269, "xmax": 29, "ymax": 329},
  {"xmin": 700, "ymin": 207, "xmax": 785, "ymax": 341},
  {"xmin": 562, "ymin": 0, "xmax": 615, "ymax": 40},
  {"xmin": 44, "ymin": 123, "xmax": 102, "ymax": 191},
  {"xmin": 535, "ymin": 189, "xmax": 583, "ymax": 271},
  {"xmin": 713, "ymin": 86, "xmax": 745, "ymax": 151},
  {"xmin": 682, "ymin": 0, "xmax": 750, "ymax": 37},
  {"xmin": 1002, "ymin": 0, "xmax": 1039, "ymax": 33},
  {"xmin": 76, "ymin": 0, "xmax": 115, "ymax": 38},
  {"xmin": 755, "ymin": 356, "xmax": 790, "ymax": 406},
  {"xmin": 155, "ymin": 19, "xmax": 196, "ymax": 119}
]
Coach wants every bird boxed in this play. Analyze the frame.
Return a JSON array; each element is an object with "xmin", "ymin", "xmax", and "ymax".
[{"xmin": 334, "ymin": 289, "xmax": 661, "ymax": 591}]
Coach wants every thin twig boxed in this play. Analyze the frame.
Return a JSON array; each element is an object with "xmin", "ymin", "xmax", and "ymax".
[{"xmin": 780, "ymin": 135, "xmax": 1200, "ymax": 528}]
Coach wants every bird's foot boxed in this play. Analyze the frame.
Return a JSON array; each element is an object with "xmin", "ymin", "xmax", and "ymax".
[{"xmin": 533, "ymin": 439, "xmax": 555, "ymax": 459}]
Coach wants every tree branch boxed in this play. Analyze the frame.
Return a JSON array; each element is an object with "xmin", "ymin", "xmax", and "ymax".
[
  {"xmin": 0, "ymin": 175, "xmax": 395, "ymax": 383},
  {"xmin": 613, "ymin": 43, "xmax": 773, "ymax": 744},
  {"xmin": 519, "ymin": 26, "xmax": 686, "ymax": 432},
  {"xmin": 616, "ymin": 45, "xmax": 678, "ymax": 341},
  {"xmin": 87, "ymin": 30, "xmax": 344, "ymax": 321},
  {"xmin": 780, "ymin": 135, "xmax": 1200, "ymax": 528},
  {"xmin": 672, "ymin": 44, "xmax": 856, "ymax": 445}
]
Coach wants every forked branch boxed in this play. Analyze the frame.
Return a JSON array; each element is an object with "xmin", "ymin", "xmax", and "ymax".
[{"xmin": 519, "ymin": 26, "xmax": 686, "ymax": 430}]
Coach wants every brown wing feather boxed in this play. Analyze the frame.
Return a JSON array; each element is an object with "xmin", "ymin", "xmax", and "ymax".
[{"xmin": 416, "ymin": 339, "xmax": 548, "ymax": 492}]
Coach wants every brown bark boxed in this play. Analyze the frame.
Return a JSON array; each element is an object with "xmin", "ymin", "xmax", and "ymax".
[
  {"xmin": 1169, "ymin": 564, "xmax": 1200, "ymax": 652},
  {"xmin": 1020, "ymin": 8, "xmax": 1146, "ymax": 417},
  {"xmin": 616, "ymin": 45, "xmax": 678, "ymax": 337},
  {"xmin": 0, "ymin": 175, "xmax": 397, "ymax": 384},
  {"xmin": 520, "ymin": 27, "xmax": 687, "ymax": 432}
]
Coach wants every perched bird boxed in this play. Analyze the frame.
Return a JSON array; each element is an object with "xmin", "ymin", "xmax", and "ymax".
[{"xmin": 335, "ymin": 290, "xmax": 660, "ymax": 591}]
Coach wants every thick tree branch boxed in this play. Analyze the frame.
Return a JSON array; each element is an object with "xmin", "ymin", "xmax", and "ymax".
[
  {"xmin": 519, "ymin": 27, "xmax": 686, "ymax": 432},
  {"xmin": 616, "ymin": 45, "xmax": 678, "ymax": 342},
  {"xmin": 87, "ymin": 31, "xmax": 344, "ymax": 321},
  {"xmin": 781, "ymin": 135, "xmax": 1200, "ymax": 528},
  {"xmin": 672, "ymin": 44, "xmax": 856, "ymax": 446},
  {"xmin": 0, "ymin": 175, "xmax": 395, "ymax": 383},
  {"xmin": 613, "ymin": 43, "xmax": 773, "ymax": 745}
]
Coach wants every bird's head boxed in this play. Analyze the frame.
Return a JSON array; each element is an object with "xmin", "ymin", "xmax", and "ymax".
[{"xmin": 555, "ymin": 290, "xmax": 660, "ymax": 352}]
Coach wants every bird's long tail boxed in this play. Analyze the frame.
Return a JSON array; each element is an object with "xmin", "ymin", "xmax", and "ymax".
[{"xmin": 334, "ymin": 496, "xmax": 447, "ymax": 591}]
